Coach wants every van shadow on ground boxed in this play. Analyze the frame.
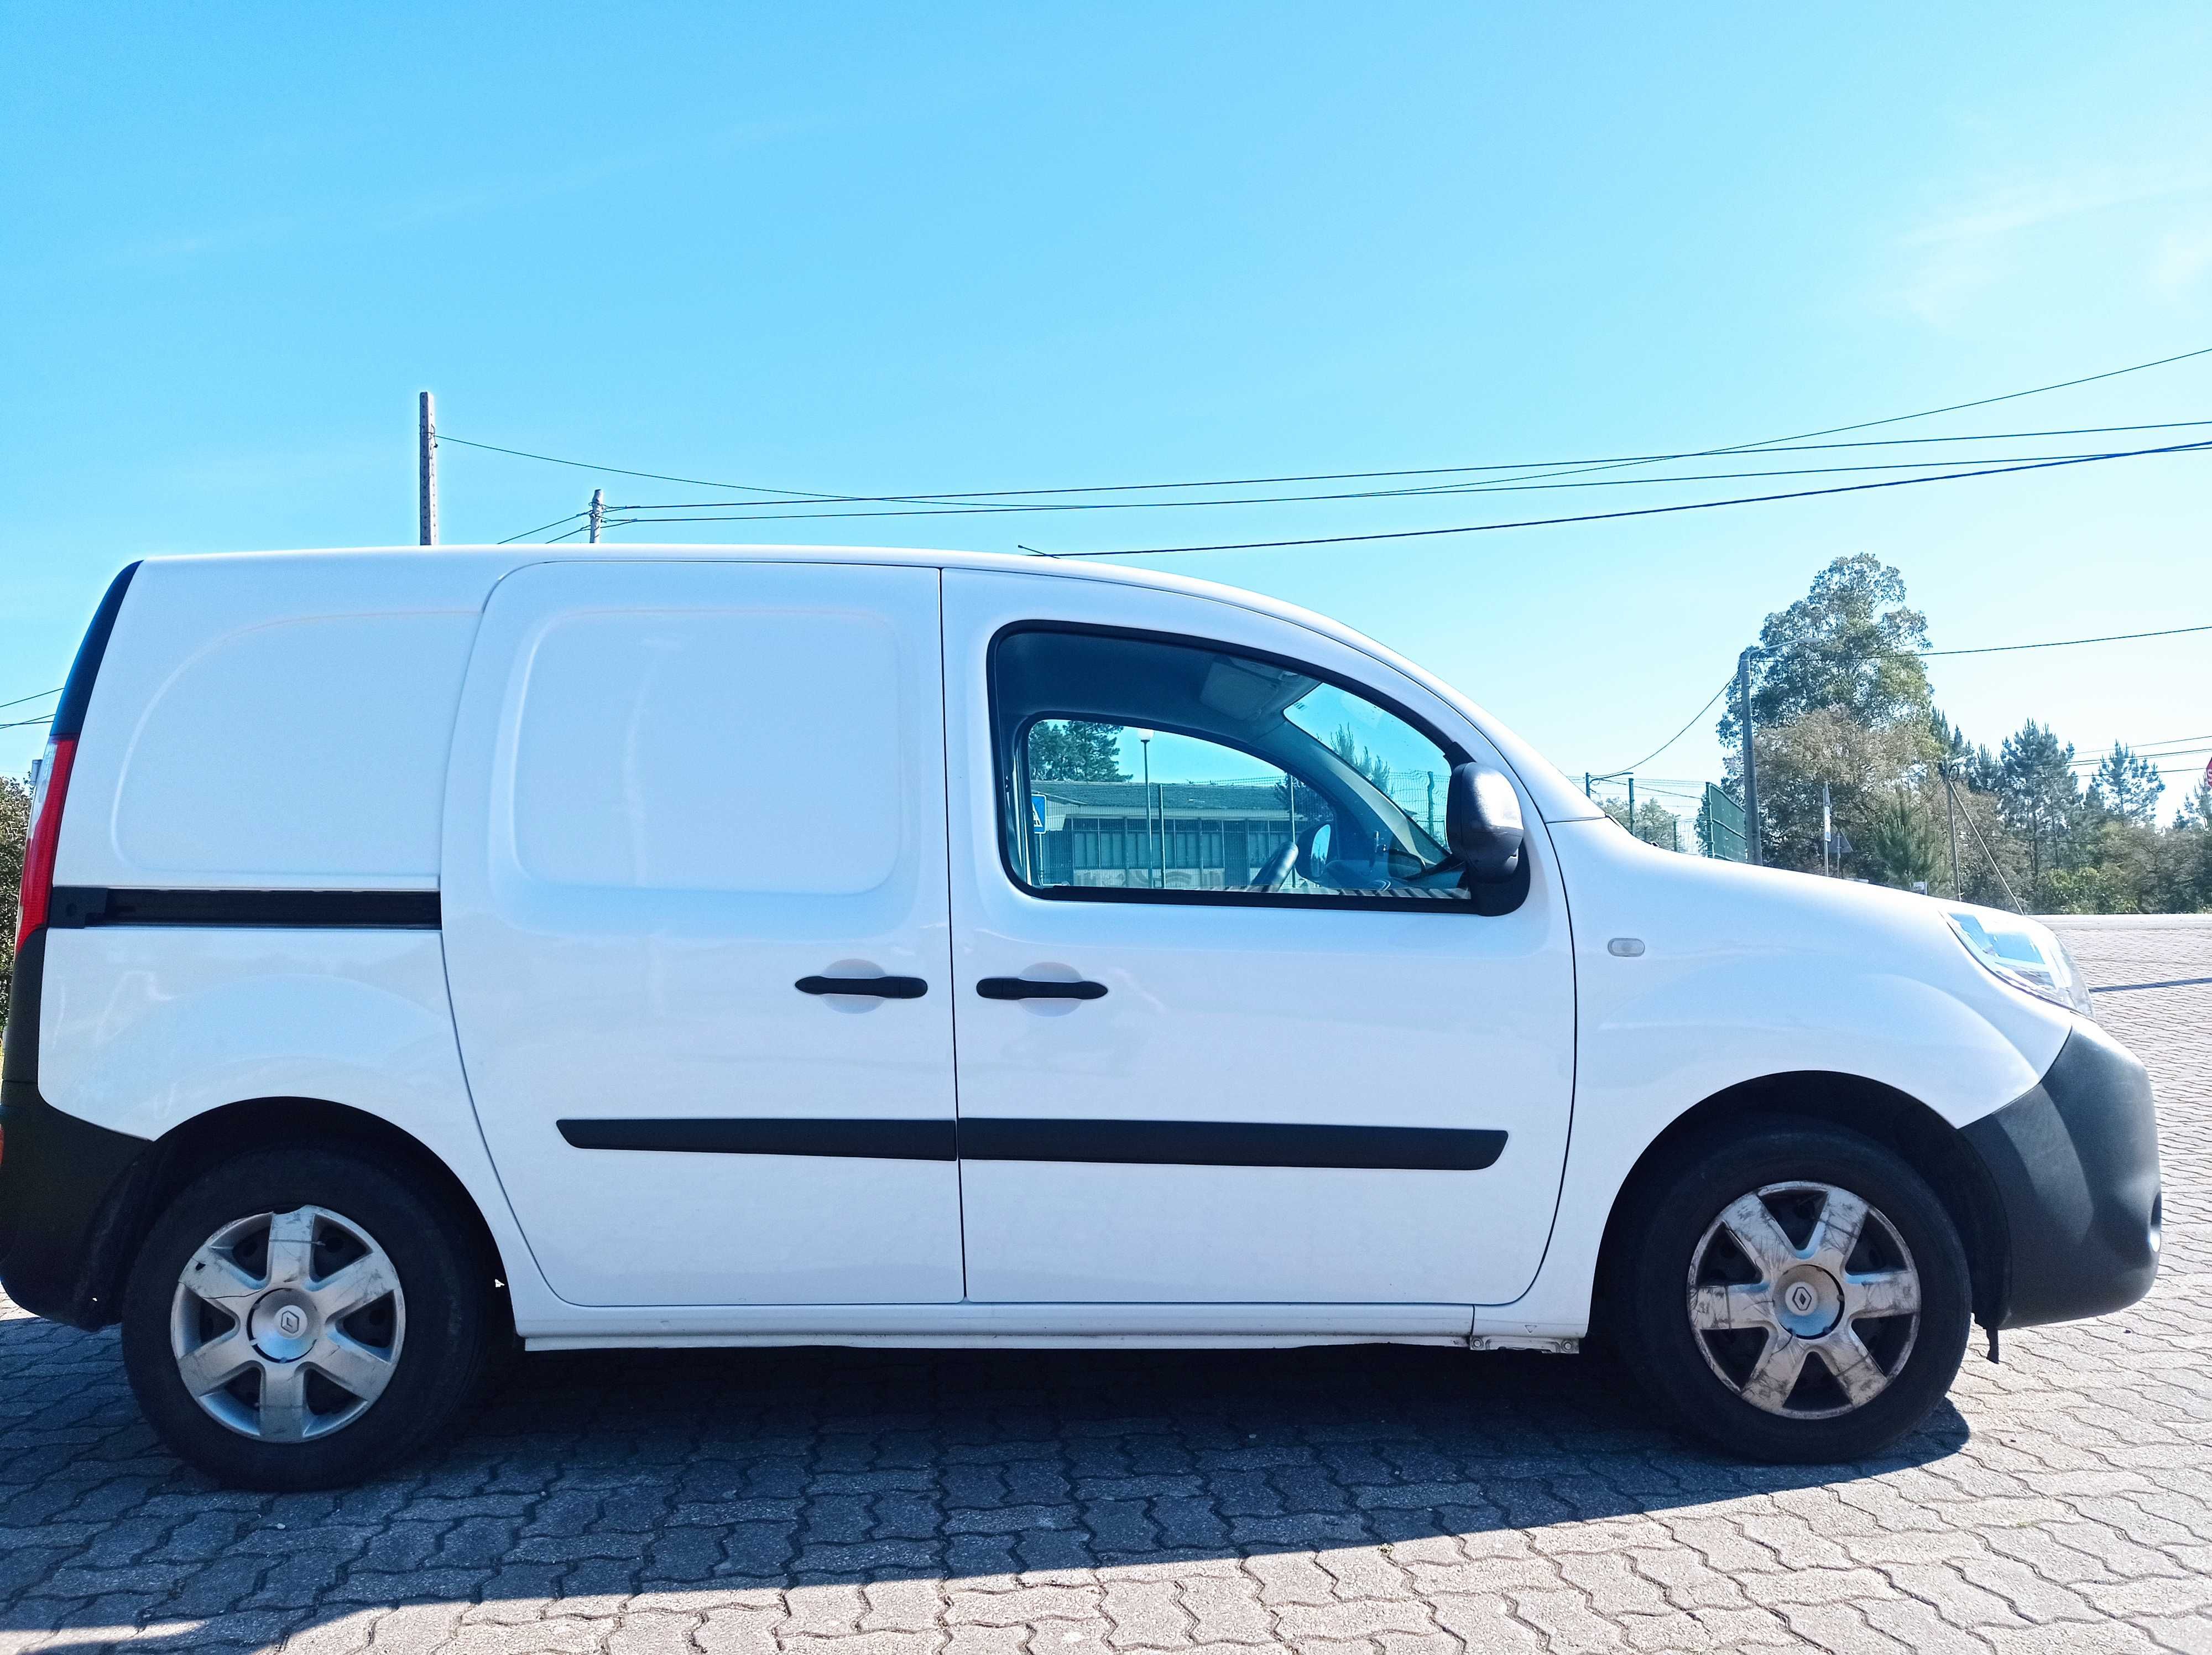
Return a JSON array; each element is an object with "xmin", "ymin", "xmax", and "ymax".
[{"xmin": 0, "ymin": 1311, "xmax": 1970, "ymax": 1652}]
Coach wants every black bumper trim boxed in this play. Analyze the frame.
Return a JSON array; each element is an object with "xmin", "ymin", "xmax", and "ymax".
[
  {"xmin": 1963, "ymin": 1019, "xmax": 2161, "ymax": 1330},
  {"xmin": 0, "ymin": 1078, "xmax": 153, "ymax": 1330}
]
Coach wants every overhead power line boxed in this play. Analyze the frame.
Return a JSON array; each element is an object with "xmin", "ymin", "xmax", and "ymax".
[
  {"xmin": 596, "ymin": 441, "xmax": 2204, "ymax": 529},
  {"xmin": 1921, "ymin": 622, "xmax": 2212, "ymax": 657},
  {"xmin": 1051, "ymin": 438, "xmax": 2212, "ymax": 559},
  {"xmin": 594, "ymin": 419, "xmax": 2212, "ymax": 514},
  {"xmin": 0, "ymin": 687, "xmax": 63, "ymax": 712},
  {"xmin": 1593, "ymin": 680, "xmax": 1733, "ymax": 778},
  {"xmin": 437, "ymin": 434, "xmax": 839, "ymax": 503},
  {"xmin": 1593, "ymin": 634, "xmax": 2212, "ymax": 785},
  {"xmin": 497, "ymin": 510, "xmax": 591, "ymax": 545},
  {"xmin": 447, "ymin": 341, "xmax": 2212, "ymax": 517}
]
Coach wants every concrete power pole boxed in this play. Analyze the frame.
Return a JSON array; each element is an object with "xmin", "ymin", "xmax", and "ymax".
[
  {"xmin": 418, "ymin": 392, "xmax": 439, "ymax": 546},
  {"xmin": 1942, "ymin": 763, "xmax": 1962, "ymax": 898},
  {"xmin": 1738, "ymin": 648, "xmax": 1762, "ymax": 866},
  {"xmin": 588, "ymin": 488, "xmax": 605, "ymax": 544}
]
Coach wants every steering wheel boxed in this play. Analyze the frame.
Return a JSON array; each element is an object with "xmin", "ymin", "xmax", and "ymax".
[{"xmin": 1250, "ymin": 841, "xmax": 1298, "ymax": 892}]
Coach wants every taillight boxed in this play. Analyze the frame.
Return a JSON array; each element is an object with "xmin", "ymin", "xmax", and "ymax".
[{"xmin": 14, "ymin": 736, "xmax": 76, "ymax": 952}]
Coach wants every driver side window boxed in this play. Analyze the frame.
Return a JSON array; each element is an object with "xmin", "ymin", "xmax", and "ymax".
[{"xmin": 993, "ymin": 626, "xmax": 1474, "ymax": 908}]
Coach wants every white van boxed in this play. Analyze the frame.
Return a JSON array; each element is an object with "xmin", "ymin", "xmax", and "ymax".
[{"xmin": 1, "ymin": 547, "xmax": 2159, "ymax": 1489}]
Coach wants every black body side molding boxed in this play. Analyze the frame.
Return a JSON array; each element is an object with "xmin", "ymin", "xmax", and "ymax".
[
  {"xmin": 45, "ymin": 888, "xmax": 441, "ymax": 929},
  {"xmin": 961, "ymin": 1119, "xmax": 1507, "ymax": 1171},
  {"xmin": 557, "ymin": 1118, "xmax": 959, "ymax": 1160}
]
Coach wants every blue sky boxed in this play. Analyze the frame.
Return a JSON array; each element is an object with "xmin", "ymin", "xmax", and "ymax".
[{"xmin": 8, "ymin": 6, "xmax": 2211, "ymax": 815}]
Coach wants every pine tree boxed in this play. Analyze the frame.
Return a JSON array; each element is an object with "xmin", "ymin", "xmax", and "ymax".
[
  {"xmin": 2086, "ymin": 743, "xmax": 2164, "ymax": 825},
  {"xmin": 1997, "ymin": 720, "xmax": 2079, "ymax": 896}
]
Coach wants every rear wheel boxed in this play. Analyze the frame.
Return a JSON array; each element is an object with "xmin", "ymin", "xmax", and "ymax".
[
  {"xmin": 121, "ymin": 1147, "xmax": 495, "ymax": 1489},
  {"xmin": 1623, "ymin": 1121, "xmax": 1971, "ymax": 1463}
]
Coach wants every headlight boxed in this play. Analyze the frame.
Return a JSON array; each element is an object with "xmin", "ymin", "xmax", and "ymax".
[{"xmin": 1945, "ymin": 908, "xmax": 2095, "ymax": 1018}]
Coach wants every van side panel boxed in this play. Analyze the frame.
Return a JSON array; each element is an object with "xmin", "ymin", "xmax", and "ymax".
[
  {"xmin": 34, "ymin": 924, "xmax": 546, "ymax": 1311},
  {"xmin": 1496, "ymin": 819, "xmax": 2072, "ymax": 1337},
  {"xmin": 23, "ymin": 551, "xmax": 554, "ymax": 1320},
  {"xmin": 55, "ymin": 553, "xmax": 494, "ymax": 891}
]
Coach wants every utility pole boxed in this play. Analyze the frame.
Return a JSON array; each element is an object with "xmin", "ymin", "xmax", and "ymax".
[
  {"xmin": 1627, "ymin": 776, "xmax": 1636, "ymax": 843},
  {"xmin": 588, "ymin": 488, "xmax": 605, "ymax": 545},
  {"xmin": 417, "ymin": 392, "xmax": 439, "ymax": 546},
  {"xmin": 1737, "ymin": 648, "xmax": 1762, "ymax": 866},
  {"xmin": 1942, "ymin": 763, "xmax": 1961, "ymax": 898},
  {"xmin": 1138, "ymin": 730, "xmax": 1155, "ymax": 889}
]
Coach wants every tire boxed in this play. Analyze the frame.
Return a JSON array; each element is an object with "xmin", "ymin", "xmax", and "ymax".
[
  {"xmin": 120, "ymin": 1147, "xmax": 496, "ymax": 1490},
  {"xmin": 1622, "ymin": 1119, "xmax": 1971, "ymax": 1464}
]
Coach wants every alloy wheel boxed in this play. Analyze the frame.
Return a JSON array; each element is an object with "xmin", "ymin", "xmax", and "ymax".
[
  {"xmin": 169, "ymin": 1205, "xmax": 406, "ymax": 1441},
  {"xmin": 1686, "ymin": 1180, "xmax": 1922, "ymax": 1419}
]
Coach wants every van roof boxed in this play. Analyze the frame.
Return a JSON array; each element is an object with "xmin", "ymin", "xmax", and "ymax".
[{"xmin": 121, "ymin": 543, "xmax": 1598, "ymax": 824}]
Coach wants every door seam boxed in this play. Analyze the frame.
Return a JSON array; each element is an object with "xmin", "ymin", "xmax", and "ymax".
[{"xmin": 936, "ymin": 568, "xmax": 972, "ymax": 1302}]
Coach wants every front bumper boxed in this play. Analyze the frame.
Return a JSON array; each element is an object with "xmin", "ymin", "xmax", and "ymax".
[{"xmin": 1963, "ymin": 1017, "xmax": 2162, "ymax": 1330}]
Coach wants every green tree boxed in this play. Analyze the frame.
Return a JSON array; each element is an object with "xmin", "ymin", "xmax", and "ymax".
[
  {"xmin": 1600, "ymin": 794, "xmax": 1683, "ymax": 850},
  {"xmin": 1931, "ymin": 709, "xmax": 2001, "ymax": 793},
  {"xmin": 1719, "ymin": 554, "xmax": 1933, "ymax": 751},
  {"xmin": 1996, "ymin": 720, "xmax": 2079, "ymax": 899},
  {"xmin": 1330, "ymin": 724, "xmax": 1392, "ymax": 795},
  {"xmin": 1861, "ymin": 789, "xmax": 1942, "ymax": 891},
  {"xmin": 1028, "ymin": 720, "xmax": 1126, "ymax": 781},
  {"xmin": 1752, "ymin": 707, "xmax": 1937, "ymax": 874},
  {"xmin": 0, "ymin": 773, "xmax": 27, "ymax": 1030},
  {"xmin": 2086, "ymin": 743, "xmax": 2164, "ymax": 825}
]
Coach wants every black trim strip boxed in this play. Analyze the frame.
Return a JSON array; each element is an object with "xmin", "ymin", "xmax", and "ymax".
[
  {"xmin": 558, "ymin": 1118, "xmax": 959, "ymax": 1160},
  {"xmin": 51, "ymin": 563, "xmax": 140, "ymax": 741},
  {"xmin": 555, "ymin": 1116, "xmax": 1506, "ymax": 1169},
  {"xmin": 965, "ymin": 1119, "xmax": 1506, "ymax": 1170},
  {"xmin": 46, "ymin": 887, "xmax": 441, "ymax": 930}
]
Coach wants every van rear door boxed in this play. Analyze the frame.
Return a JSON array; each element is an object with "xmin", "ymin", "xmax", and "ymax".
[{"xmin": 440, "ymin": 560, "xmax": 963, "ymax": 1307}]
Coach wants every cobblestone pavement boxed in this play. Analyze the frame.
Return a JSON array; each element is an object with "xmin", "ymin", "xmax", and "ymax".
[{"xmin": 2, "ymin": 917, "xmax": 2207, "ymax": 1654}]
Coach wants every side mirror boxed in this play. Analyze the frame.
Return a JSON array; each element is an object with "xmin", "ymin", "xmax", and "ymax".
[
  {"xmin": 1299, "ymin": 820, "xmax": 1333, "ymax": 877},
  {"xmin": 1446, "ymin": 762, "xmax": 1524, "ymax": 882}
]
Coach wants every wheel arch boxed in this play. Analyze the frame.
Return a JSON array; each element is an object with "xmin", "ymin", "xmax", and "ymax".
[
  {"xmin": 93, "ymin": 1097, "xmax": 514, "ymax": 1329},
  {"xmin": 1591, "ymin": 1070, "xmax": 2011, "ymax": 1339}
]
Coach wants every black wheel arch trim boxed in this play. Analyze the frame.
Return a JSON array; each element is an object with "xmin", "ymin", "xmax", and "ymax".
[
  {"xmin": 0, "ymin": 1070, "xmax": 512, "ymax": 1334},
  {"xmin": 1590, "ymin": 1069, "xmax": 2016, "ymax": 1340},
  {"xmin": 0, "ymin": 1080, "xmax": 155, "ymax": 1330}
]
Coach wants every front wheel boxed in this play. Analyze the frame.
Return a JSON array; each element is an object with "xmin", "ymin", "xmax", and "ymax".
[
  {"xmin": 1623, "ymin": 1121, "xmax": 1972, "ymax": 1463},
  {"xmin": 121, "ymin": 1147, "xmax": 497, "ymax": 1489}
]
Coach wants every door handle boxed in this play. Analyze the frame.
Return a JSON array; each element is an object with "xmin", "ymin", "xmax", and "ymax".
[
  {"xmin": 796, "ymin": 975, "xmax": 929, "ymax": 1000},
  {"xmin": 976, "ymin": 977, "xmax": 1108, "ymax": 1001}
]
